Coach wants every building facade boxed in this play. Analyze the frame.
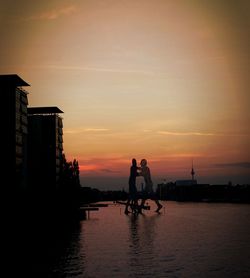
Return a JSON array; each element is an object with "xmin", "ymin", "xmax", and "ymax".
[
  {"xmin": 27, "ymin": 107, "xmax": 64, "ymax": 191},
  {"xmin": 0, "ymin": 74, "xmax": 30, "ymax": 191}
]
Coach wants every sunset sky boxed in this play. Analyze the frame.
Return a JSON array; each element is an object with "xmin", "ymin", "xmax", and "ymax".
[{"xmin": 1, "ymin": 0, "xmax": 249, "ymax": 189}]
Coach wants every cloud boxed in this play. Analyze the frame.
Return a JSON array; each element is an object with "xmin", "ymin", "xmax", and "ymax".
[
  {"xmin": 79, "ymin": 164, "xmax": 98, "ymax": 171},
  {"xmin": 84, "ymin": 128, "xmax": 110, "ymax": 132},
  {"xmin": 27, "ymin": 64, "xmax": 156, "ymax": 75},
  {"xmin": 64, "ymin": 128, "xmax": 110, "ymax": 134},
  {"xmin": 158, "ymin": 131, "xmax": 216, "ymax": 136},
  {"xmin": 158, "ymin": 131, "xmax": 250, "ymax": 137},
  {"xmin": 78, "ymin": 156, "xmax": 129, "ymax": 165},
  {"xmin": 26, "ymin": 5, "xmax": 76, "ymax": 21},
  {"xmin": 214, "ymin": 162, "xmax": 250, "ymax": 169},
  {"xmin": 99, "ymin": 169, "xmax": 121, "ymax": 174}
]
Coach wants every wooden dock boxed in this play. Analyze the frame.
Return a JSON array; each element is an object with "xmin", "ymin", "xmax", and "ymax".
[
  {"xmin": 79, "ymin": 203, "xmax": 109, "ymax": 219},
  {"xmin": 80, "ymin": 203, "xmax": 108, "ymax": 219},
  {"xmin": 80, "ymin": 207, "xmax": 99, "ymax": 219},
  {"xmin": 88, "ymin": 203, "xmax": 109, "ymax": 207}
]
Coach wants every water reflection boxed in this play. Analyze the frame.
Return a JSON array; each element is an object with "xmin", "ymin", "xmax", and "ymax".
[
  {"xmin": 128, "ymin": 215, "xmax": 140, "ymax": 267},
  {"xmin": 52, "ymin": 223, "xmax": 85, "ymax": 277},
  {"xmin": 127, "ymin": 212, "xmax": 162, "ymax": 277}
]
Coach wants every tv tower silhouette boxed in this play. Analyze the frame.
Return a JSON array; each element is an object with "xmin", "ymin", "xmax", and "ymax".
[{"xmin": 191, "ymin": 159, "xmax": 195, "ymax": 181}]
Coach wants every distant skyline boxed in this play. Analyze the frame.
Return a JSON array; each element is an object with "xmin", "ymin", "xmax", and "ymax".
[{"xmin": 1, "ymin": 0, "xmax": 249, "ymax": 189}]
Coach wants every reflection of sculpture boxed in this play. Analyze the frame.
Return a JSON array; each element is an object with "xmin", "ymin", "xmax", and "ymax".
[{"xmin": 128, "ymin": 213, "xmax": 160, "ymax": 274}]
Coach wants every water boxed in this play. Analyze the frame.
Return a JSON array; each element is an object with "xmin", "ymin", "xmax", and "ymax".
[{"xmin": 14, "ymin": 201, "xmax": 250, "ymax": 277}]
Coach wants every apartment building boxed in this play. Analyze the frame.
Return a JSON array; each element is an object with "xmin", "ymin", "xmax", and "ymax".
[
  {"xmin": 27, "ymin": 107, "xmax": 64, "ymax": 190},
  {"xmin": 0, "ymin": 74, "xmax": 30, "ymax": 190}
]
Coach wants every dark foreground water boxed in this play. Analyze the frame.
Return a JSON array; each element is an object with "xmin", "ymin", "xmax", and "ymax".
[{"xmin": 13, "ymin": 201, "xmax": 250, "ymax": 277}]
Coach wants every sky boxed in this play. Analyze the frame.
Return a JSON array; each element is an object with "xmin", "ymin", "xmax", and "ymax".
[{"xmin": 1, "ymin": 0, "xmax": 249, "ymax": 190}]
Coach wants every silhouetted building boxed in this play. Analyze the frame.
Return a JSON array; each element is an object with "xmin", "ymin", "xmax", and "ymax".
[
  {"xmin": 0, "ymin": 74, "xmax": 30, "ymax": 191},
  {"xmin": 27, "ymin": 107, "xmax": 64, "ymax": 191},
  {"xmin": 175, "ymin": 179, "xmax": 197, "ymax": 186}
]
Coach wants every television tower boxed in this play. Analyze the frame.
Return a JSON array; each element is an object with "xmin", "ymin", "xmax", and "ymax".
[{"xmin": 191, "ymin": 159, "xmax": 195, "ymax": 182}]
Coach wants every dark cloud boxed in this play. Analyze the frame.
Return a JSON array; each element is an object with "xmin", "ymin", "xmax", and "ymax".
[{"xmin": 214, "ymin": 162, "xmax": 250, "ymax": 169}]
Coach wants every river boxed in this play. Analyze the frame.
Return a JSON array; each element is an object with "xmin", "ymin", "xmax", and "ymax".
[{"xmin": 13, "ymin": 201, "xmax": 250, "ymax": 277}]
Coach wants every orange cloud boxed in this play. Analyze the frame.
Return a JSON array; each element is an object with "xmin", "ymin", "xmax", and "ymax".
[
  {"xmin": 64, "ymin": 128, "xmax": 110, "ymax": 134},
  {"xmin": 79, "ymin": 164, "xmax": 99, "ymax": 172},
  {"xmin": 158, "ymin": 131, "xmax": 216, "ymax": 136},
  {"xmin": 27, "ymin": 5, "xmax": 76, "ymax": 21}
]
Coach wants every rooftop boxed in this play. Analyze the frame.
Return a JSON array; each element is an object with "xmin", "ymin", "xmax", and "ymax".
[
  {"xmin": 0, "ymin": 74, "xmax": 30, "ymax": 86},
  {"xmin": 28, "ymin": 107, "xmax": 64, "ymax": 114}
]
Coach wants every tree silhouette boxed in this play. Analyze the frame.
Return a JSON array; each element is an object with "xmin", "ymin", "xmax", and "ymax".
[
  {"xmin": 60, "ymin": 154, "xmax": 80, "ymax": 189},
  {"xmin": 58, "ymin": 153, "xmax": 81, "ymax": 214}
]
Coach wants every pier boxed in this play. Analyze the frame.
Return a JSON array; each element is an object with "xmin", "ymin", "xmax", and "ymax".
[{"xmin": 80, "ymin": 203, "xmax": 108, "ymax": 219}]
